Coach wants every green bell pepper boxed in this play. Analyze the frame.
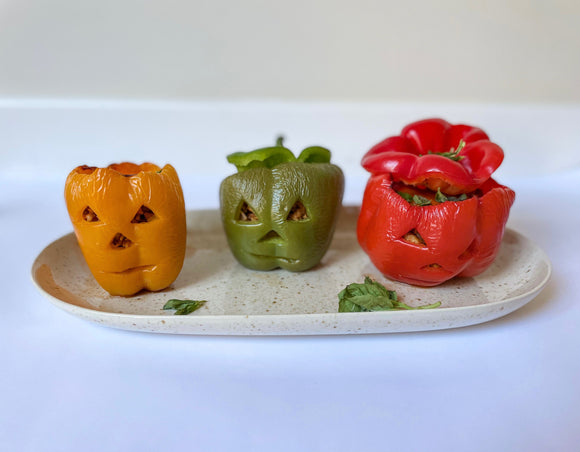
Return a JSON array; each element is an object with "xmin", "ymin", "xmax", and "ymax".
[{"xmin": 220, "ymin": 137, "xmax": 345, "ymax": 271}]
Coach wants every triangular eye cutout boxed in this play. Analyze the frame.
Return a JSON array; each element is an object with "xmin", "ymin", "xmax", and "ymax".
[
  {"xmin": 131, "ymin": 205, "xmax": 156, "ymax": 223},
  {"xmin": 286, "ymin": 200, "xmax": 308, "ymax": 221},
  {"xmin": 82, "ymin": 206, "xmax": 99, "ymax": 222},
  {"xmin": 237, "ymin": 201, "xmax": 258, "ymax": 222}
]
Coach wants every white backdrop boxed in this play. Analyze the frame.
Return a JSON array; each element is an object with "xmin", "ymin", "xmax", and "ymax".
[
  {"xmin": 2, "ymin": 2, "xmax": 580, "ymax": 451},
  {"xmin": 2, "ymin": 100, "xmax": 580, "ymax": 180},
  {"xmin": 0, "ymin": 0, "xmax": 578, "ymax": 103}
]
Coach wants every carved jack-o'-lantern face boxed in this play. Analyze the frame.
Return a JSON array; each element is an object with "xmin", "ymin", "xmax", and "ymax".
[
  {"xmin": 65, "ymin": 162, "xmax": 186, "ymax": 296},
  {"xmin": 357, "ymin": 174, "xmax": 515, "ymax": 286},
  {"xmin": 220, "ymin": 162, "xmax": 344, "ymax": 272}
]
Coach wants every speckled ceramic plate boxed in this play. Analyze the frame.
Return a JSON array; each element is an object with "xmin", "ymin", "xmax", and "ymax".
[{"xmin": 32, "ymin": 207, "xmax": 551, "ymax": 335}]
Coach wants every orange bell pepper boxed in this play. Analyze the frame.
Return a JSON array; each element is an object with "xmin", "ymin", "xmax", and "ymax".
[{"xmin": 65, "ymin": 162, "xmax": 187, "ymax": 296}]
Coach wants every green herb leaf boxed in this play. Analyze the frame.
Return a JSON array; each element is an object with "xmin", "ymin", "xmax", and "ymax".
[
  {"xmin": 398, "ymin": 189, "xmax": 469, "ymax": 206},
  {"xmin": 338, "ymin": 277, "xmax": 442, "ymax": 312},
  {"xmin": 396, "ymin": 191, "xmax": 413, "ymax": 203},
  {"xmin": 163, "ymin": 299, "xmax": 206, "ymax": 315},
  {"xmin": 412, "ymin": 194, "xmax": 432, "ymax": 206},
  {"xmin": 435, "ymin": 188, "xmax": 448, "ymax": 203},
  {"xmin": 436, "ymin": 188, "xmax": 468, "ymax": 203},
  {"xmin": 338, "ymin": 296, "xmax": 365, "ymax": 312},
  {"xmin": 396, "ymin": 191, "xmax": 432, "ymax": 206}
]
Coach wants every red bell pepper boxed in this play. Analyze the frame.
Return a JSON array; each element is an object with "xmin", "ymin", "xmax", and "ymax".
[{"xmin": 357, "ymin": 118, "xmax": 515, "ymax": 287}]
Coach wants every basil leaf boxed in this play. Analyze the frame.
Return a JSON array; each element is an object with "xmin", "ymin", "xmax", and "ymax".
[
  {"xmin": 175, "ymin": 302, "xmax": 205, "ymax": 315},
  {"xmin": 436, "ymin": 188, "xmax": 469, "ymax": 203},
  {"xmin": 396, "ymin": 191, "xmax": 433, "ymax": 206},
  {"xmin": 347, "ymin": 294, "xmax": 397, "ymax": 311},
  {"xmin": 396, "ymin": 191, "xmax": 413, "ymax": 203},
  {"xmin": 412, "ymin": 195, "xmax": 432, "ymax": 206},
  {"xmin": 163, "ymin": 299, "xmax": 206, "ymax": 315},
  {"xmin": 435, "ymin": 189, "xmax": 448, "ymax": 203},
  {"xmin": 338, "ymin": 277, "xmax": 441, "ymax": 312},
  {"xmin": 338, "ymin": 295, "xmax": 365, "ymax": 312},
  {"xmin": 162, "ymin": 299, "xmax": 186, "ymax": 310}
]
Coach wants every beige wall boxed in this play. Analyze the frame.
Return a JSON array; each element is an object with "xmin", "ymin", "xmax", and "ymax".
[{"xmin": 0, "ymin": 0, "xmax": 578, "ymax": 102}]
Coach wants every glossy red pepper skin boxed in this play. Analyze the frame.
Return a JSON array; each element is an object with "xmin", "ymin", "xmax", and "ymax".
[
  {"xmin": 357, "ymin": 175, "xmax": 515, "ymax": 287},
  {"xmin": 362, "ymin": 118, "xmax": 505, "ymax": 195}
]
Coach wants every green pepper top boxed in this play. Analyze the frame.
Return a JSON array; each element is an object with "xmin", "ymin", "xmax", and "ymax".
[
  {"xmin": 220, "ymin": 137, "xmax": 344, "ymax": 272},
  {"xmin": 226, "ymin": 136, "xmax": 332, "ymax": 172}
]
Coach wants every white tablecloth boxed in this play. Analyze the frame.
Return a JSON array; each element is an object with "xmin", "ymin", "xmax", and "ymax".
[{"xmin": 1, "ymin": 101, "xmax": 578, "ymax": 452}]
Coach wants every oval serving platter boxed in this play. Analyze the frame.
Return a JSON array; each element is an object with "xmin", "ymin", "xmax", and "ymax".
[{"xmin": 31, "ymin": 207, "xmax": 551, "ymax": 335}]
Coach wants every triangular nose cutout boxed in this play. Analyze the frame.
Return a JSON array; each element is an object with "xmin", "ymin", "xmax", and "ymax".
[
  {"xmin": 258, "ymin": 230, "xmax": 282, "ymax": 243},
  {"xmin": 111, "ymin": 233, "xmax": 133, "ymax": 249}
]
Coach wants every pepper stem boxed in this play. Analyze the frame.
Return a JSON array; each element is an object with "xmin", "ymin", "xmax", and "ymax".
[
  {"xmin": 276, "ymin": 136, "xmax": 285, "ymax": 147},
  {"xmin": 453, "ymin": 140, "xmax": 466, "ymax": 154}
]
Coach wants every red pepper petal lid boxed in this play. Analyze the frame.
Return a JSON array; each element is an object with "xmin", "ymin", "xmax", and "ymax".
[{"xmin": 362, "ymin": 118, "xmax": 504, "ymax": 194}]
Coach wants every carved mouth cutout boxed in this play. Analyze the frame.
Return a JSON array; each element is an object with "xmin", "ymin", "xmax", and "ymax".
[
  {"xmin": 106, "ymin": 265, "xmax": 156, "ymax": 275},
  {"xmin": 247, "ymin": 253, "xmax": 299, "ymax": 264},
  {"xmin": 419, "ymin": 263, "xmax": 451, "ymax": 274}
]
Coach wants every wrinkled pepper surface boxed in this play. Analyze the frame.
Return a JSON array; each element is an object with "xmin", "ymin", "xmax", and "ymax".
[
  {"xmin": 357, "ymin": 118, "xmax": 515, "ymax": 287},
  {"xmin": 65, "ymin": 162, "xmax": 187, "ymax": 296},
  {"xmin": 220, "ymin": 138, "xmax": 344, "ymax": 271}
]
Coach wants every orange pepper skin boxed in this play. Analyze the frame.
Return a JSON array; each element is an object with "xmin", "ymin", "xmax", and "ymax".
[
  {"xmin": 357, "ymin": 174, "xmax": 515, "ymax": 287},
  {"xmin": 65, "ymin": 163, "xmax": 186, "ymax": 296}
]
